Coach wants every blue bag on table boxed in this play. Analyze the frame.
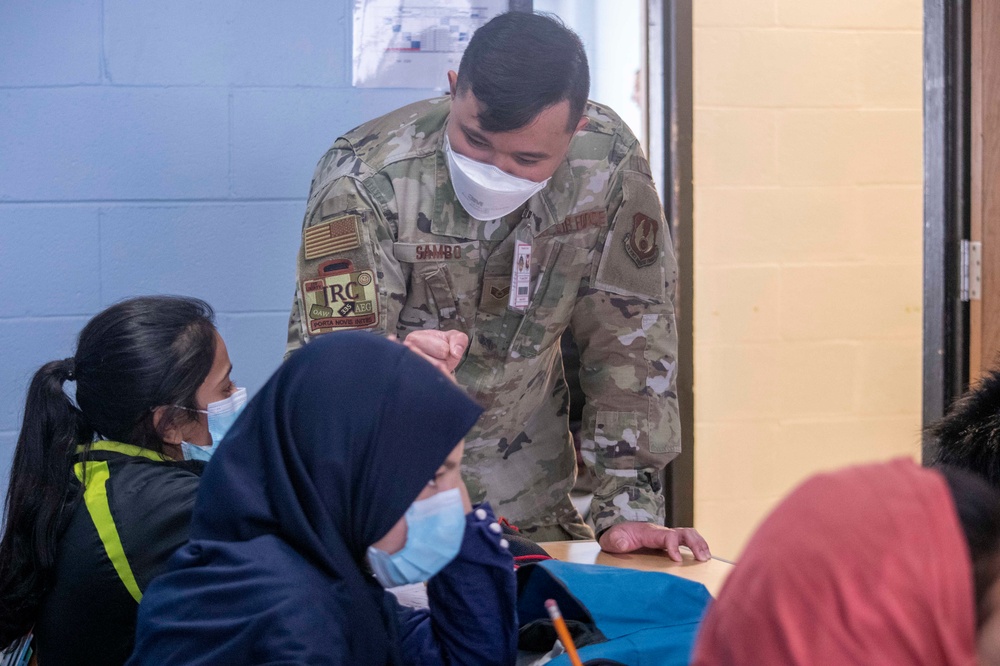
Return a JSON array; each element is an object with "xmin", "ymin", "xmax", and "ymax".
[{"xmin": 517, "ymin": 560, "xmax": 712, "ymax": 666}]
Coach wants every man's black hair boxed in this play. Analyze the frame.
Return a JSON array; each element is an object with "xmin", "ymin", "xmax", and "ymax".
[
  {"xmin": 456, "ymin": 12, "xmax": 590, "ymax": 133},
  {"xmin": 929, "ymin": 367, "xmax": 1000, "ymax": 489}
]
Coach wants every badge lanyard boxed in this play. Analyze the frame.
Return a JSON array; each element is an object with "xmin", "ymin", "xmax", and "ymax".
[{"xmin": 508, "ymin": 211, "xmax": 534, "ymax": 313}]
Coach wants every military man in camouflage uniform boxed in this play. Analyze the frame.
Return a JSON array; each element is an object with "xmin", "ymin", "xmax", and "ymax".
[{"xmin": 286, "ymin": 12, "xmax": 709, "ymax": 557}]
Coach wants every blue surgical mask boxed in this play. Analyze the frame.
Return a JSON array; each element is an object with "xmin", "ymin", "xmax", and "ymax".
[
  {"xmin": 366, "ymin": 487, "xmax": 465, "ymax": 588},
  {"xmin": 180, "ymin": 387, "xmax": 248, "ymax": 462}
]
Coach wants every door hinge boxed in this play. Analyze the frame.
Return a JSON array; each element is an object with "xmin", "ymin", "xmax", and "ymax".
[{"xmin": 961, "ymin": 240, "xmax": 982, "ymax": 302}]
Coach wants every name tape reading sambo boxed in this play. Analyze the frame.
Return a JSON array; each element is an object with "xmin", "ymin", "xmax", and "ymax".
[{"xmin": 393, "ymin": 242, "xmax": 478, "ymax": 263}]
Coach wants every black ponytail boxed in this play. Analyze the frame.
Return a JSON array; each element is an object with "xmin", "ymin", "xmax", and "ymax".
[
  {"xmin": 0, "ymin": 296, "xmax": 216, "ymax": 645},
  {"xmin": 0, "ymin": 360, "xmax": 92, "ymax": 642}
]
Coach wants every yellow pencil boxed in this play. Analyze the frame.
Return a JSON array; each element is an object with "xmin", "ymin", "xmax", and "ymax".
[{"xmin": 545, "ymin": 598, "xmax": 584, "ymax": 666}]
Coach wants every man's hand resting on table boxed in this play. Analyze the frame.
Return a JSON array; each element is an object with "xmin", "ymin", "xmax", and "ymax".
[
  {"xmin": 599, "ymin": 522, "xmax": 711, "ymax": 562},
  {"xmin": 401, "ymin": 330, "xmax": 468, "ymax": 377}
]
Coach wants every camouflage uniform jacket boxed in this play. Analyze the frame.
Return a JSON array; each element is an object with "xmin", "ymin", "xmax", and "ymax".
[{"xmin": 286, "ymin": 97, "xmax": 680, "ymax": 541}]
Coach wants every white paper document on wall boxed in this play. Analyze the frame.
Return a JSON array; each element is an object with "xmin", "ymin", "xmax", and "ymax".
[{"xmin": 353, "ymin": 0, "xmax": 508, "ymax": 88}]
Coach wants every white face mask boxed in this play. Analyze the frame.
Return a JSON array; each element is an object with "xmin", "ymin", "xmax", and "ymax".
[{"xmin": 444, "ymin": 133, "xmax": 550, "ymax": 221}]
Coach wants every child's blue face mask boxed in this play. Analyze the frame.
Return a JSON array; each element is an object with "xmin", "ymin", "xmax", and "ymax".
[
  {"xmin": 366, "ymin": 487, "xmax": 466, "ymax": 588},
  {"xmin": 180, "ymin": 387, "xmax": 248, "ymax": 462}
]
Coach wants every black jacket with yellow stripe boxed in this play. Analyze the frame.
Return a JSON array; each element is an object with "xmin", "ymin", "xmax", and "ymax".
[{"xmin": 34, "ymin": 441, "xmax": 203, "ymax": 666}]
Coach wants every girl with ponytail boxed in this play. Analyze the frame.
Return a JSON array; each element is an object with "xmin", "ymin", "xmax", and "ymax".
[{"xmin": 0, "ymin": 296, "xmax": 241, "ymax": 666}]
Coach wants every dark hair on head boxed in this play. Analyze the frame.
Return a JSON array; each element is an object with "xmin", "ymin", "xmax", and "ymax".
[
  {"xmin": 0, "ymin": 295, "xmax": 216, "ymax": 646},
  {"xmin": 929, "ymin": 368, "xmax": 1000, "ymax": 489},
  {"xmin": 456, "ymin": 12, "xmax": 589, "ymax": 133},
  {"xmin": 938, "ymin": 464, "xmax": 1000, "ymax": 628}
]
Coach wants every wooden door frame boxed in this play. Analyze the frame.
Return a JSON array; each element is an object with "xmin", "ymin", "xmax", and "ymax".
[
  {"xmin": 968, "ymin": 0, "xmax": 1000, "ymax": 382},
  {"xmin": 923, "ymin": 0, "xmax": 971, "ymax": 459}
]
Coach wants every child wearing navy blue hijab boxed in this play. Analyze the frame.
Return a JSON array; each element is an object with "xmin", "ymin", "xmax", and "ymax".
[{"xmin": 127, "ymin": 332, "xmax": 518, "ymax": 665}]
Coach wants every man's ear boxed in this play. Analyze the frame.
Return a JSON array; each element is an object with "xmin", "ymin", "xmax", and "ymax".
[
  {"xmin": 575, "ymin": 115, "xmax": 589, "ymax": 134},
  {"xmin": 153, "ymin": 406, "xmax": 182, "ymax": 445},
  {"xmin": 447, "ymin": 70, "xmax": 458, "ymax": 98}
]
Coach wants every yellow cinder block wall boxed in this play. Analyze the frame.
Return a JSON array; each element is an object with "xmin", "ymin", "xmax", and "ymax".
[{"xmin": 692, "ymin": 0, "xmax": 924, "ymax": 560}]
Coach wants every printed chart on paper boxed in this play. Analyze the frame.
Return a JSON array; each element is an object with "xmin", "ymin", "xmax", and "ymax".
[{"xmin": 353, "ymin": 0, "xmax": 508, "ymax": 88}]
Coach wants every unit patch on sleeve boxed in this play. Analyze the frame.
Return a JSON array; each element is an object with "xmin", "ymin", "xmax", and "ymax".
[
  {"xmin": 304, "ymin": 214, "xmax": 361, "ymax": 260},
  {"xmin": 300, "ymin": 259, "xmax": 379, "ymax": 334},
  {"xmin": 623, "ymin": 213, "xmax": 659, "ymax": 268},
  {"xmin": 591, "ymin": 172, "xmax": 669, "ymax": 303}
]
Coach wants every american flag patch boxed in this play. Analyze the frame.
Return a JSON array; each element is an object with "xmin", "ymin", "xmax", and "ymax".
[{"xmin": 304, "ymin": 215, "xmax": 361, "ymax": 260}]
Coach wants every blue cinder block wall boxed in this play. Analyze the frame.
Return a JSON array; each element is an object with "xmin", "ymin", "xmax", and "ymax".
[{"xmin": 0, "ymin": 1, "xmax": 436, "ymax": 495}]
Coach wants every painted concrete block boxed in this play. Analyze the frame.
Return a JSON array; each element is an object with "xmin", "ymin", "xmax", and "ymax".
[
  {"xmin": 692, "ymin": 496, "xmax": 780, "ymax": 562},
  {"xmin": 694, "ymin": 109, "xmax": 777, "ymax": 186},
  {"xmin": 694, "ymin": 342, "xmax": 783, "ymax": 421},
  {"xmin": 855, "ymin": 339, "xmax": 922, "ymax": 415},
  {"xmin": 694, "ymin": 422, "xmax": 782, "ymax": 502},
  {"xmin": 694, "ymin": 0, "xmax": 777, "ymax": 27},
  {"xmin": 0, "ymin": 206, "xmax": 101, "ymax": 316},
  {"xmin": 777, "ymin": 0, "xmax": 920, "ymax": 29},
  {"xmin": 855, "ymin": 185, "xmax": 922, "ymax": 261},
  {"xmin": 860, "ymin": 32, "xmax": 923, "ymax": 109},
  {"xmin": 696, "ymin": 29, "xmax": 860, "ymax": 108},
  {"xmin": 772, "ymin": 417, "xmax": 920, "ymax": 491},
  {"xmin": 0, "ymin": 317, "xmax": 90, "ymax": 432},
  {"xmin": 695, "ymin": 266, "xmax": 782, "ymax": 343},
  {"xmin": 231, "ymin": 88, "xmax": 436, "ymax": 199},
  {"xmin": 776, "ymin": 110, "xmax": 921, "ymax": 186},
  {"xmin": 778, "ymin": 342, "xmax": 860, "ymax": 417},
  {"xmin": 99, "ymin": 202, "xmax": 303, "ymax": 312},
  {"xmin": 0, "ymin": 0, "xmax": 102, "ymax": 85},
  {"xmin": 849, "ymin": 110, "xmax": 922, "ymax": 184},
  {"xmin": 778, "ymin": 263, "xmax": 921, "ymax": 340},
  {"xmin": 694, "ymin": 187, "xmax": 864, "ymax": 266},
  {"xmin": 0, "ymin": 89, "xmax": 229, "ymax": 201},
  {"xmin": 215, "ymin": 312, "xmax": 293, "ymax": 396},
  {"xmin": 104, "ymin": 0, "xmax": 349, "ymax": 86}
]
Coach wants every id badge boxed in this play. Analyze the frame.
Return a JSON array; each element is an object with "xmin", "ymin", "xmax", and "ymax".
[{"xmin": 509, "ymin": 240, "xmax": 532, "ymax": 312}]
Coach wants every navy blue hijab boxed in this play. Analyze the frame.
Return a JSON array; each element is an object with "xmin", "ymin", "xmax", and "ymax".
[{"xmin": 129, "ymin": 333, "xmax": 483, "ymax": 665}]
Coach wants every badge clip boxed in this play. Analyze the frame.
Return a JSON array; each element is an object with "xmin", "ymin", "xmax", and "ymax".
[{"xmin": 509, "ymin": 240, "xmax": 532, "ymax": 313}]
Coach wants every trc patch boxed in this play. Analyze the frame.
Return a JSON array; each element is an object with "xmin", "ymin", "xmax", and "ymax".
[
  {"xmin": 301, "ymin": 259, "xmax": 379, "ymax": 334},
  {"xmin": 623, "ymin": 213, "xmax": 659, "ymax": 268},
  {"xmin": 304, "ymin": 214, "xmax": 361, "ymax": 260}
]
